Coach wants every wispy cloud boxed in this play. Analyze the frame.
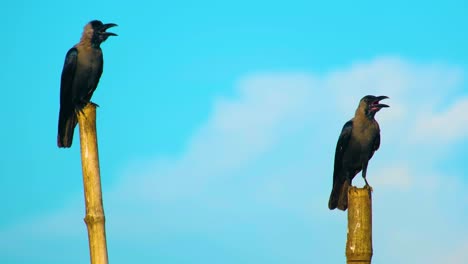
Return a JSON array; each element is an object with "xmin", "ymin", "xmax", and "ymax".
[
  {"xmin": 412, "ymin": 98, "xmax": 468, "ymax": 144},
  {"xmin": 372, "ymin": 164, "xmax": 412, "ymax": 189}
]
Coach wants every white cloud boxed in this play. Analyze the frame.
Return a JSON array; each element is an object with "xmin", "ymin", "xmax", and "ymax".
[
  {"xmin": 112, "ymin": 73, "xmax": 318, "ymax": 203},
  {"xmin": 372, "ymin": 164, "xmax": 412, "ymax": 189},
  {"xmin": 372, "ymin": 170, "xmax": 468, "ymax": 264},
  {"xmin": 2, "ymin": 57, "xmax": 467, "ymax": 264},
  {"xmin": 191, "ymin": 72, "xmax": 316, "ymax": 171},
  {"xmin": 412, "ymin": 98, "xmax": 468, "ymax": 144}
]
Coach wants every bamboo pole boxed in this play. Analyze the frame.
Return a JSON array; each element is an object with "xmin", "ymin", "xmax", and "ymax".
[
  {"xmin": 77, "ymin": 103, "xmax": 109, "ymax": 264},
  {"xmin": 346, "ymin": 186, "xmax": 373, "ymax": 264}
]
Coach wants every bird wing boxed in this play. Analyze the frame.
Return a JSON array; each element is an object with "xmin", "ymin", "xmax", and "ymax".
[
  {"xmin": 333, "ymin": 120, "xmax": 353, "ymax": 185},
  {"xmin": 82, "ymin": 51, "xmax": 103, "ymax": 103},
  {"xmin": 368, "ymin": 130, "xmax": 380, "ymax": 160},
  {"xmin": 57, "ymin": 47, "xmax": 78, "ymax": 147},
  {"xmin": 60, "ymin": 48, "xmax": 78, "ymax": 106},
  {"xmin": 373, "ymin": 131, "xmax": 380, "ymax": 151}
]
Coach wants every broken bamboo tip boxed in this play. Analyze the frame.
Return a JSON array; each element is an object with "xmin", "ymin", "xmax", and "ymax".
[{"xmin": 346, "ymin": 186, "xmax": 373, "ymax": 264}]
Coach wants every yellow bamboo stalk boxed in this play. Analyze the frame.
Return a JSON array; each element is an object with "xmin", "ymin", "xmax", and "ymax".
[
  {"xmin": 346, "ymin": 186, "xmax": 373, "ymax": 264},
  {"xmin": 77, "ymin": 103, "xmax": 109, "ymax": 264}
]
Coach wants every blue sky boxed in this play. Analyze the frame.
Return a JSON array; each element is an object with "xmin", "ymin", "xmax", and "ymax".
[{"xmin": 1, "ymin": 0, "xmax": 468, "ymax": 263}]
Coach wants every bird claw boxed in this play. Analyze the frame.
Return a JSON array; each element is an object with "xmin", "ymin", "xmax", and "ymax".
[
  {"xmin": 74, "ymin": 107, "xmax": 86, "ymax": 117},
  {"xmin": 89, "ymin": 101, "xmax": 100, "ymax": 108},
  {"xmin": 364, "ymin": 183, "xmax": 373, "ymax": 192},
  {"xmin": 74, "ymin": 101, "xmax": 99, "ymax": 117}
]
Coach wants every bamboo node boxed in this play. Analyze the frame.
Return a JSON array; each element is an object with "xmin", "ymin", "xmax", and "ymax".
[{"xmin": 84, "ymin": 214, "xmax": 106, "ymax": 225}]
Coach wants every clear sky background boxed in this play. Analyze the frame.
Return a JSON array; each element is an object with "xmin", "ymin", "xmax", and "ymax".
[{"xmin": 1, "ymin": 0, "xmax": 468, "ymax": 263}]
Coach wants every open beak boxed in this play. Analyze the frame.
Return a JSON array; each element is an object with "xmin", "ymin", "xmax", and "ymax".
[
  {"xmin": 371, "ymin": 96, "xmax": 389, "ymax": 110},
  {"xmin": 100, "ymin": 23, "xmax": 118, "ymax": 36}
]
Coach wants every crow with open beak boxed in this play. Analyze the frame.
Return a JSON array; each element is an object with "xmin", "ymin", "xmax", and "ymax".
[
  {"xmin": 57, "ymin": 20, "xmax": 117, "ymax": 148},
  {"xmin": 328, "ymin": 95, "xmax": 389, "ymax": 210}
]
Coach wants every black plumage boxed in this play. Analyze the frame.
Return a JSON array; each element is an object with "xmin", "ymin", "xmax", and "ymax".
[
  {"xmin": 57, "ymin": 20, "xmax": 117, "ymax": 148},
  {"xmin": 328, "ymin": 95, "xmax": 389, "ymax": 210}
]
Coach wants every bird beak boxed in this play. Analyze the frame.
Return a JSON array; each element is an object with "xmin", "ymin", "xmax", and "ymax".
[
  {"xmin": 100, "ymin": 23, "xmax": 118, "ymax": 36},
  {"xmin": 371, "ymin": 96, "xmax": 389, "ymax": 109}
]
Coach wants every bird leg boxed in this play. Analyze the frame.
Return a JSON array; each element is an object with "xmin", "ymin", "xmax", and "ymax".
[
  {"xmin": 362, "ymin": 161, "xmax": 370, "ymax": 187},
  {"xmin": 362, "ymin": 167, "xmax": 373, "ymax": 192},
  {"xmin": 362, "ymin": 166, "xmax": 373, "ymax": 192},
  {"xmin": 346, "ymin": 171, "xmax": 353, "ymax": 187}
]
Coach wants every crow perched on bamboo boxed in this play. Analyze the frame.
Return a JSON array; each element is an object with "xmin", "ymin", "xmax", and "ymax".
[
  {"xmin": 57, "ymin": 20, "xmax": 117, "ymax": 148},
  {"xmin": 328, "ymin": 95, "xmax": 389, "ymax": 211}
]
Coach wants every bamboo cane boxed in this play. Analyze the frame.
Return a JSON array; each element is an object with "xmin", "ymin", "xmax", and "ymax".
[
  {"xmin": 346, "ymin": 186, "xmax": 373, "ymax": 264},
  {"xmin": 77, "ymin": 103, "xmax": 109, "ymax": 264}
]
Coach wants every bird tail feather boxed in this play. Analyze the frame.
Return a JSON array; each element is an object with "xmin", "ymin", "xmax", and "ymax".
[
  {"xmin": 328, "ymin": 179, "xmax": 350, "ymax": 211},
  {"xmin": 57, "ymin": 108, "xmax": 78, "ymax": 148}
]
